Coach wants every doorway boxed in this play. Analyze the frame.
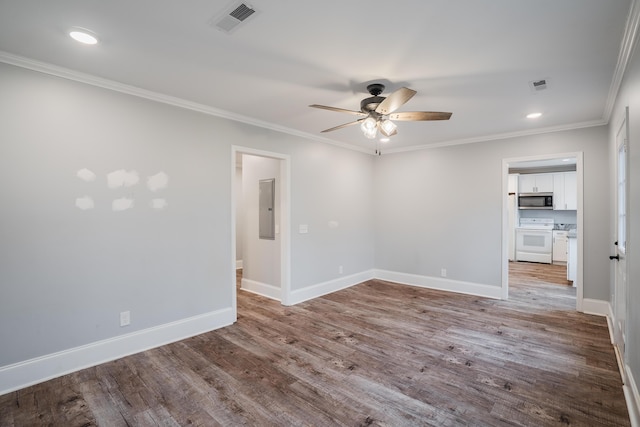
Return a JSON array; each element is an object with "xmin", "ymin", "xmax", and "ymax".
[
  {"xmin": 502, "ymin": 153, "xmax": 584, "ymax": 311},
  {"xmin": 612, "ymin": 109, "xmax": 629, "ymax": 376},
  {"xmin": 231, "ymin": 146, "xmax": 291, "ymax": 321}
]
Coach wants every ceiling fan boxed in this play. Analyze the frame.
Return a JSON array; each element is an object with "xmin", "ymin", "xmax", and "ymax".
[{"xmin": 309, "ymin": 83, "xmax": 452, "ymax": 139}]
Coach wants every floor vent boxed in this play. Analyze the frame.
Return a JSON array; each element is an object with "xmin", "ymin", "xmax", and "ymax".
[{"xmin": 211, "ymin": 3, "xmax": 258, "ymax": 34}]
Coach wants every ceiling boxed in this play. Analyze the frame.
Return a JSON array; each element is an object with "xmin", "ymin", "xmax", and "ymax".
[{"xmin": 0, "ymin": 0, "xmax": 633, "ymax": 154}]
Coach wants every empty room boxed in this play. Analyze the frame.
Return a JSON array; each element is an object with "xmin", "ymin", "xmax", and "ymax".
[{"xmin": 1, "ymin": 1, "xmax": 639, "ymax": 425}]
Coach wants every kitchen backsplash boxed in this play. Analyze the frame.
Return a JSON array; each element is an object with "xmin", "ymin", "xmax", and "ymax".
[{"xmin": 519, "ymin": 208, "xmax": 577, "ymax": 227}]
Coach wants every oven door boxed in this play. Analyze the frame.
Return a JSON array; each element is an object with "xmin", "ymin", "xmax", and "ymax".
[{"xmin": 515, "ymin": 228, "xmax": 553, "ymax": 263}]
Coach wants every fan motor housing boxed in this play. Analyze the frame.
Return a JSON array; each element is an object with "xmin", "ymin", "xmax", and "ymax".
[{"xmin": 361, "ymin": 96, "xmax": 385, "ymax": 113}]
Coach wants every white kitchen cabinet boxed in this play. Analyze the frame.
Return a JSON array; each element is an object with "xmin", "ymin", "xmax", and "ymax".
[
  {"xmin": 519, "ymin": 173, "xmax": 553, "ymax": 193},
  {"xmin": 552, "ymin": 230, "xmax": 568, "ymax": 263},
  {"xmin": 567, "ymin": 236, "xmax": 577, "ymax": 283},
  {"xmin": 564, "ymin": 171, "xmax": 577, "ymax": 210},
  {"xmin": 553, "ymin": 171, "xmax": 577, "ymax": 210}
]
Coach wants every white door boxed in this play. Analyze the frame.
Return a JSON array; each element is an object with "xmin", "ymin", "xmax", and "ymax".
[{"xmin": 612, "ymin": 111, "xmax": 629, "ymax": 377}]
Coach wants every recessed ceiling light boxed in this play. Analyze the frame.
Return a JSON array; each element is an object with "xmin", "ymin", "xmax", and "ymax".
[
  {"xmin": 69, "ymin": 28, "xmax": 98, "ymax": 45},
  {"xmin": 526, "ymin": 112, "xmax": 543, "ymax": 119}
]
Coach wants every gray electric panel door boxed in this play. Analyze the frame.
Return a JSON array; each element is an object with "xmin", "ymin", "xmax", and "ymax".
[{"xmin": 259, "ymin": 178, "xmax": 275, "ymax": 240}]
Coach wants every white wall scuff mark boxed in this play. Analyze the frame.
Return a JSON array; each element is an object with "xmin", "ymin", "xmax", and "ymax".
[
  {"xmin": 76, "ymin": 168, "xmax": 96, "ymax": 182},
  {"xmin": 107, "ymin": 170, "xmax": 139, "ymax": 189},
  {"xmin": 75, "ymin": 196, "xmax": 94, "ymax": 210},
  {"xmin": 112, "ymin": 197, "xmax": 134, "ymax": 212},
  {"xmin": 147, "ymin": 172, "xmax": 169, "ymax": 192}
]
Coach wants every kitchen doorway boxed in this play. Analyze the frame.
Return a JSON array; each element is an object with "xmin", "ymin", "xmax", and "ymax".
[
  {"xmin": 502, "ymin": 153, "xmax": 584, "ymax": 311},
  {"xmin": 231, "ymin": 146, "xmax": 291, "ymax": 321}
]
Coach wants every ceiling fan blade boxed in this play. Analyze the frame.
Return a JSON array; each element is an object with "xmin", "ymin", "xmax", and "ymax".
[
  {"xmin": 389, "ymin": 111, "xmax": 452, "ymax": 121},
  {"xmin": 375, "ymin": 87, "xmax": 417, "ymax": 115},
  {"xmin": 321, "ymin": 119, "xmax": 365, "ymax": 133},
  {"xmin": 309, "ymin": 104, "xmax": 368, "ymax": 117}
]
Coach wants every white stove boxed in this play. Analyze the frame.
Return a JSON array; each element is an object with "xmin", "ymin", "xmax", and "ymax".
[
  {"xmin": 517, "ymin": 218, "xmax": 554, "ymax": 230},
  {"xmin": 516, "ymin": 218, "xmax": 554, "ymax": 263}
]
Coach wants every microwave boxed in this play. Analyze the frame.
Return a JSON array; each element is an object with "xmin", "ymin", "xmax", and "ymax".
[{"xmin": 518, "ymin": 192, "xmax": 553, "ymax": 209}]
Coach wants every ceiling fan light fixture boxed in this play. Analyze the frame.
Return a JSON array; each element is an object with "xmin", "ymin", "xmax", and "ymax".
[
  {"xmin": 363, "ymin": 127, "xmax": 377, "ymax": 139},
  {"xmin": 361, "ymin": 117, "xmax": 378, "ymax": 139},
  {"xmin": 380, "ymin": 119, "xmax": 397, "ymax": 136}
]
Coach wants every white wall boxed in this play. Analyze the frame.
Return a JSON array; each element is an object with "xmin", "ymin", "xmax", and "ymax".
[
  {"xmin": 374, "ymin": 126, "xmax": 610, "ymax": 299},
  {"xmin": 241, "ymin": 154, "xmax": 281, "ymax": 291},
  {"xmin": 0, "ymin": 62, "xmax": 375, "ymax": 391},
  {"xmin": 609, "ymin": 19, "xmax": 640, "ymax": 417}
]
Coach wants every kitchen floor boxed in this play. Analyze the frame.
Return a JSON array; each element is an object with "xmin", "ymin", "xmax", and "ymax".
[{"xmin": 509, "ymin": 260, "xmax": 571, "ymax": 287}]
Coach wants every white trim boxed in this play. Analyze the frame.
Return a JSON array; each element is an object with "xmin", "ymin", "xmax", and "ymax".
[
  {"xmin": 374, "ymin": 269, "xmax": 502, "ymax": 300},
  {"xmin": 604, "ymin": 0, "xmax": 640, "ymax": 121},
  {"xmin": 502, "ymin": 152, "xmax": 584, "ymax": 311},
  {"xmin": 0, "ymin": 51, "xmax": 371, "ymax": 155},
  {"xmin": 231, "ymin": 146, "xmax": 292, "ymax": 308},
  {"xmin": 581, "ymin": 298, "xmax": 611, "ymax": 317},
  {"xmin": 624, "ymin": 364, "xmax": 640, "ymax": 427},
  {"xmin": 384, "ymin": 120, "xmax": 606, "ymax": 154},
  {"xmin": 0, "ymin": 50, "xmax": 627, "ymax": 157},
  {"xmin": 240, "ymin": 278, "xmax": 281, "ymax": 301},
  {"xmin": 288, "ymin": 270, "xmax": 375, "ymax": 306},
  {"xmin": 0, "ymin": 308, "xmax": 234, "ymax": 396},
  {"xmin": 236, "ymin": 259, "xmax": 243, "ymax": 269}
]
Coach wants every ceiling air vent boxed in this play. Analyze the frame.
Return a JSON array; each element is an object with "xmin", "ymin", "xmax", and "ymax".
[
  {"xmin": 211, "ymin": 3, "xmax": 258, "ymax": 34},
  {"xmin": 529, "ymin": 78, "xmax": 549, "ymax": 92}
]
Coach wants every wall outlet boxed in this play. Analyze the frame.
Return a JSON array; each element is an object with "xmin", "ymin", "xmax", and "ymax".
[
  {"xmin": 120, "ymin": 310, "xmax": 130, "ymax": 327},
  {"xmin": 441, "ymin": 268, "xmax": 447, "ymax": 278},
  {"xmin": 339, "ymin": 265, "xmax": 343, "ymax": 274}
]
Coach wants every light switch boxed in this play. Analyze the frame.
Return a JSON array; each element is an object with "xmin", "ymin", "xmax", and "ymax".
[{"xmin": 299, "ymin": 224, "xmax": 309, "ymax": 234}]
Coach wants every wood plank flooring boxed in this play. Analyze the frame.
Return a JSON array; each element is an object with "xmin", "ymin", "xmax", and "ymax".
[{"xmin": 0, "ymin": 263, "xmax": 629, "ymax": 426}]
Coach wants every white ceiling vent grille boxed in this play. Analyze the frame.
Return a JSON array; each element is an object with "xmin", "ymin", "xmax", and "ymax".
[
  {"xmin": 529, "ymin": 78, "xmax": 549, "ymax": 92},
  {"xmin": 211, "ymin": 3, "xmax": 258, "ymax": 34}
]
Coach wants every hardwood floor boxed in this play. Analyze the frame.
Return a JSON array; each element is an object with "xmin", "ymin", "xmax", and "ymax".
[{"xmin": 0, "ymin": 265, "xmax": 629, "ymax": 426}]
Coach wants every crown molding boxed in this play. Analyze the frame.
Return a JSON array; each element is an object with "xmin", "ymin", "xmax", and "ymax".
[
  {"xmin": 0, "ymin": 39, "xmax": 629, "ymax": 157},
  {"xmin": 604, "ymin": 0, "xmax": 640, "ymax": 121},
  {"xmin": 0, "ymin": 51, "xmax": 372, "ymax": 155},
  {"xmin": 382, "ymin": 119, "xmax": 607, "ymax": 154}
]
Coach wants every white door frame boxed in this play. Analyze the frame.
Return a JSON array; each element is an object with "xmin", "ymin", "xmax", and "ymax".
[
  {"xmin": 612, "ymin": 108, "xmax": 629, "ymax": 376},
  {"xmin": 501, "ymin": 152, "xmax": 584, "ymax": 311},
  {"xmin": 231, "ymin": 146, "xmax": 291, "ymax": 321}
]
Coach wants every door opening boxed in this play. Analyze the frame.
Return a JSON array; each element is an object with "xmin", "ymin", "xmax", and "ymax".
[
  {"xmin": 231, "ymin": 146, "xmax": 291, "ymax": 321},
  {"xmin": 612, "ymin": 109, "xmax": 629, "ymax": 379},
  {"xmin": 502, "ymin": 153, "xmax": 583, "ymax": 311}
]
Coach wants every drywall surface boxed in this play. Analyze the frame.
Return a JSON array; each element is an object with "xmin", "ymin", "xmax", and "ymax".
[
  {"xmin": 609, "ymin": 28, "xmax": 640, "ymax": 410},
  {"xmin": 0, "ymin": 62, "xmax": 376, "ymax": 368},
  {"xmin": 0, "ymin": 63, "xmax": 232, "ymax": 366},
  {"xmin": 374, "ymin": 126, "xmax": 609, "ymax": 297},
  {"xmin": 242, "ymin": 154, "xmax": 281, "ymax": 289}
]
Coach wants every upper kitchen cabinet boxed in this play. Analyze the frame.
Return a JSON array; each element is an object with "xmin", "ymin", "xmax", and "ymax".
[
  {"xmin": 519, "ymin": 173, "xmax": 554, "ymax": 193},
  {"xmin": 553, "ymin": 171, "xmax": 577, "ymax": 210}
]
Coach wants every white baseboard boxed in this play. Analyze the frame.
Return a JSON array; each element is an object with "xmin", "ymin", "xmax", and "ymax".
[
  {"xmin": 625, "ymin": 364, "xmax": 640, "ymax": 427},
  {"xmin": 582, "ymin": 298, "xmax": 610, "ymax": 317},
  {"xmin": 374, "ymin": 269, "xmax": 502, "ymax": 300},
  {"xmin": 288, "ymin": 270, "xmax": 375, "ymax": 305},
  {"xmin": 236, "ymin": 259, "xmax": 243, "ymax": 269},
  {"xmin": 240, "ymin": 278, "xmax": 281, "ymax": 301},
  {"xmin": 0, "ymin": 308, "xmax": 234, "ymax": 396}
]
